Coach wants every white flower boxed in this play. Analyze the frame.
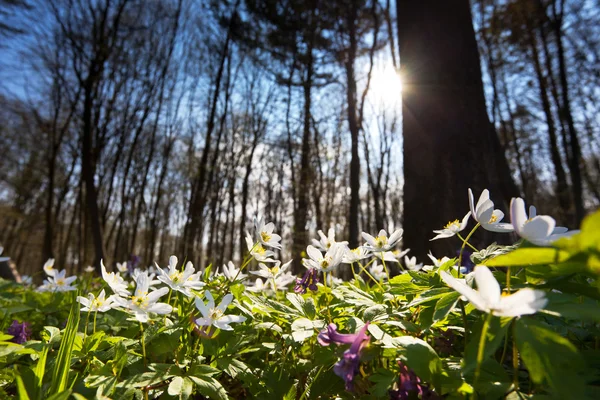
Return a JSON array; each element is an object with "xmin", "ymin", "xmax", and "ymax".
[
  {"xmin": 101, "ymin": 260, "xmax": 130, "ymax": 297},
  {"xmin": 375, "ymin": 248, "xmax": 410, "ymax": 263},
  {"xmin": 342, "ymin": 247, "xmax": 370, "ymax": 264},
  {"xmin": 156, "ymin": 256, "xmax": 205, "ymax": 297},
  {"xmin": 131, "ymin": 268, "xmax": 160, "ymax": 286},
  {"xmin": 311, "ymin": 228, "xmax": 348, "ymax": 251},
  {"xmin": 194, "ymin": 290, "xmax": 246, "ymax": 331},
  {"xmin": 77, "ymin": 289, "xmax": 116, "ymax": 312},
  {"xmin": 302, "ymin": 244, "xmax": 345, "ymax": 272},
  {"xmin": 422, "ymin": 252, "xmax": 452, "ymax": 271},
  {"xmin": 221, "ymin": 261, "xmax": 247, "ymax": 282},
  {"xmin": 325, "ymin": 273, "xmax": 343, "ymax": 287},
  {"xmin": 510, "ymin": 198, "xmax": 578, "ymax": 246},
  {"xmin": 404, "ymin": 256, "xmax": 423, "ymax": 271},
  {"xmin": 369, "ymin": 261, "xmax": 386, "ymax": 281},
  {"xmin": 84, "ymin": 266, "xmax": 95, "ymax": 273},
  {"xmin": 468, "ymin": 189, "xmax": 514, "ymax": 233},
  {"xmin": 116, "ymin": 262, "xmax": 129, "ymax": 274},
  {"xmin": 245, "ymin": 234, "xmax": 277, "ymax": 263},
  {"xmin": 44, "ymin": 258, "xmax": 56, "ymax": 277},
  {"xmin": 274, "ymin": 271, "xmax": 296, "ymax": 290},
  {"xmin": 250, "ymin": 260, "xmax": 292, "ymax": 280},
  {"xmin": 440, "ymin": 265, "xmax": 547, "ymax": 317},
  {"xmin": 361, "ymin": 229, "xmax": 403, "ymax": 252},
  {"xmin": 113, "ymin": 272, "xmax": 172, "ymax": 323},
  {"xmin": 254, "ymin": 217, "xmax": 282, "ymax": 250},
  {"xmin": 430, "ymin": 212, "xmax": 471, "ymax": 241},
  {"xmin": 20, "ymin": 275, "xmax": 33, "ymax": 285},
  {"xmin": 39, "ymin": 269, "xmax": 77, "ymax": 292},
  {"xmin": 246, "ymin": 277, "xmax": 269, "ymax": 293}
]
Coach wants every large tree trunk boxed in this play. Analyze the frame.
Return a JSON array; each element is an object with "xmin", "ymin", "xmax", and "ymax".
[
  {"xmin": 397, "ymin": 0, "xmax": 517, "ymax": 260},
  {"xmin": 345, "ymin": 0, "xmax": 360, "ymax": 249}
]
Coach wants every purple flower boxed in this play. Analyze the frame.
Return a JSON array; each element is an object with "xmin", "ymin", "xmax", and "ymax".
[
  {"xmin": 456, "ymin": 249, "xmax": 474, "ymax": 273},
  {"xmin": 389, "ymin": 361, "xmax": 439, "ymax": 399},
  {"xmin": 7, "ymin": 320, "xmax": 32, "ymax": 344},
  {"xmin": 319, "ymin": 322, "xmax": 370, "ymax": 391},
  {"xmin": 127, "ymin": 254, "xmax": 141, "ymax": 274},
  {"xmin": 294, "ymin": 268, "xmax": 320, "ymax": 294}
]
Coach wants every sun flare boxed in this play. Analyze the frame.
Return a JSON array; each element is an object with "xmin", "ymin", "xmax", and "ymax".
[{"xmin": 368, "ymin": 62, "xmax": 402, "ymax": 109}]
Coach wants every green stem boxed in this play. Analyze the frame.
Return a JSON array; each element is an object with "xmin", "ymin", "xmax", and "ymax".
[
  {"xmin": 93, "ymin": 311, "xmax": 98, "ymax": 335},
  {"xmin": 458, "ymin": 223, "xmax": 480, "ymax": 276},
  {"xmin": 140, "ymin": 322, "xmax": 147, "ymax": 366},
  {"xmin": 459, "ymin": 301, "xmax": 469, "ymax": 346},
  {"xmin": 456, "ymin": 233, "xmax": 479, "ymax": 252},
  {"xmin": 512, "ymin": 320, "xmax": 519, "ymax": 391},
  {"xmin": 355, "ymin": 261, "xmax": 384, "ymax": 291},
  {"xmin": 381, "ymin": 257, "xmax": 390, "ymax": 281},
  {"xmin": 474, "ymin": 312, "xmax": 493, "ymax": 389},
  {"xmin": 506, "ymin": 266, "xmax": 511, "ymax": 292},
  {"xmin": 83, "ymin": 311, "xmax": 91, "ymax": 339}
]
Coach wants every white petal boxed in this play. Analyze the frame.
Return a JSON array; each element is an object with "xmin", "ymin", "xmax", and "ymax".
[
  {"xmin": 195, "ymin": 317, "xmax": 213, "ymax": 327},
  {"xmin": 495, "ymin": 289, "xmax": 547, "ymax": 317},
  {"xmin": 522, "ymin": 216, "xmax": 555, "ymax": 242},
  {"xmin": 476, "ymin": 189, "xmax": 490, "ymax": 212},
  {"xmin": 440, "ymin": 271, "xmax": 490, "ymax": 312},
  {"xmin": 388, "ymin": 229, "xmax": 404, "ymax": 245},
  {"xmin": 361, "ymin": 232, "xmax": 377, "ymax": 246},
  {"xmin": 468, "ymin": 188, "xmax": 476, "ymax": 219},
  {"xmin": 459, "ymin": 212, "xmax": 471, "ymax": 231},
  {"xmin": 306, "ymin": 245, "xmax": 323, "ymax": 262},
  {"xmin": 146, "ymin": 303, "xmax": 173, "ymax": 315},
  {"xmin": 430, "ymin": 230, "xmax": 455, "ymax": 241},
  {"xmin": 481, "ymin": 222, "xmax": 514, "ymax": 233},
  {"xmin": 510, "ymin": 197, "xmax": 528, "ymax": 233},
  {"xmin": 217, "ymin": 293, "xmax": 233, "ymax": 313},
  {"xmin": 195, "ymin": 297, "xmax": 210, "ymax": 318},
  {"xmin": 473, "ymin": 266, "xmax": 501, "ymax": 307}
]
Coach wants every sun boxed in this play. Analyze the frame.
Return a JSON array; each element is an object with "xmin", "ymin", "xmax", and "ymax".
[{"xmin": 368, "ymin": 61, "xmax": 403, "ymax": 109}]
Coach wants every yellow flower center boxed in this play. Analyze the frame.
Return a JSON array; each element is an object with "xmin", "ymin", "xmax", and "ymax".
[
  {"xmin": 92, "ymin": 298, "xmax": 103, "ymax": 308},
  {"xmin": 261, "ymin": 232, "xmax": 271, "ymax": 243},
  {"xmin": 374, "ymin": 235, "xmax": 388, "ymax": 248},
  {"xmin": 320, "ymin": 259, "xmax": 330, "ymax": 269},
  {"xmin": 270, "ymin": 266, "xmax": 280, "ymax": 275},
  {"xmin": 489, "ymin": 215, "xmax": 498, "ymax": 223},
  {"xmin": 255, "ymin": 245, "xmax": 266, "ymax": 255},
  {"xmin": 170, "ymin": 271, "xmax": 183, "ymax": 283},
  {"xmin": 56, "ymin": 278, "xmax": 65, "ymax": 286},
  {"xmin": 131, "ymin": 291, "xmax": 149, "ymax": 308},
  {"xmin": 444, "ymin": 220, "xmax": 460, "ymax": 229},
  {"xmin": 209, "ymin": 308, "xmax": 224, "ymax": 320}
]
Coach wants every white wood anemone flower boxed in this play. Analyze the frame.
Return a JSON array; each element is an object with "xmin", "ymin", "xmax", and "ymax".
[
  {"xmin": 245, "ymin": 234, "xmax": 278, "ymax": 263},
  {"xmin": 43, "ymin": 258, "xmax": 56, "ymax": 276},
  {"xmin": 440, "ymin": 265, "xmax": 547, "ymax": 317},
  {"xmin": 221, "ymin": 261, "xmax": 248, "ymax": 282},
  {"xmin": 303, "ymin": 244, "xmax": 345, "ymax": 272},
  {"xmin": 113, "ymin": 272, "xmax": 172, "ymax": 323},
  {"xmin": 510, "ymin": 197, "xmax": 578, "ymax": 246},
  {"xmin": 361, "ymin": 228, "xmax": 403, "ymax": 252},
  {"xmin": 430, "ymin": 212, "xmax": 471, "ymax": 241},
  {"xmin": 375, "ymin": 248, "xmax": 410, "ymax": 263},
  {"xmin": 311, "ymin": 227, "xmax": 349, "ymax": 251},
  {"xmin": 250, "ymin": 260, "xmax": 292, "ymax": 280},
  {"xmin": 77, "ymin": 289, "xmax": 116, "ymax": 312},
  {"xmin": 404, "ymin": 255, "xmax": 423, "ymax": 271},
  {"xmin": 254, "ymin": 217, "xmax": 283, "ymax": 250},
  {"xmin": 194, "ymin": 290, "xmax": 247, "ymax": 331},
  {"xmin": 116, "ymin": 262, "xmax": 129, "ymax": 274},
  {"xmin": 38, "ymin": 269, "xmax": 77, "ymax": 292},
  {"xmin": 156, "ymin": 256, "xmax": 205, "ymax": 297},
  {"xmin": 468, "ymin": 188, "xmax": 514, "ymax": 233},
  {"xmin": 342, "ymin": 247, "xmax": 370, "ymax": 264},
  {"xmin": 101, "ymin": 260, "xmax": 130, "ymax": 297},
  {"xmin": 422, "ymin": 252, "xmax": 452, "ymax": 272}
]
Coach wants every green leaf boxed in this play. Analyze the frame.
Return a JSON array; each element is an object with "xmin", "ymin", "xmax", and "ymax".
[
  {"xmin": 45, "ymin": 390, "xmax": 72, "ymax": 400},
  {"xmin": 433, "ymin": 291, "xmax": 461, "ymax": 321},
  {"xmin": 485, "ymin": 247, "xmax": 570, "ymax": 267},
  {"xmin": 388, "ymin": 336, "xmax": 442, "ymax": 391},
  {"xmin": 463, "ymin": 316, "xmax": 511, "ymax": 374},
  {"xmin": 542, "ymin": 292, "xmax": 600, "ymax": 322},
  {"xmin": 15, "ymin": 369, "xmax": 31, "ymax": 400},
  {"xmin": 369, "ymin": 369, "xmax": 397, "ymax": 397},
  {"xmin": 188, "ymin": 375, "xmax": 228, "ymax": 400},
  {"xmin": 515, "ymin": 319, "xmax": 588, "ymax": 399},
  {"xmin": 290, "ymin": 317, "xmax": 315, "ymax": 342},
  {"xmin": 168, "ymin": 376, "xmax": 193, "ymax": 399},
  {"xmin": 49, "ymin": 294, "xmax": 80, "ymax": 396}
]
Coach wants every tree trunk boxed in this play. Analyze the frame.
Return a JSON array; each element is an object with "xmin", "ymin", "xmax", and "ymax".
[{"xmin": 397, "ymin": 0, "xmax": 517, "ymax": 260}]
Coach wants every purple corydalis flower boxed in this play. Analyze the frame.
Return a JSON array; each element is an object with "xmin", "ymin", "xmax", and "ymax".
[
  {"xmin": 319, "ymin": 322, "xmax": 370, "ymax": 391},
  {"xmin": 294, "ymin": 268, "xmax": 320, "ymax": 294},
  {"xmin": 390, "ymin": 361, "xmax": 439, "ymax": 399},
  {"xmin": 7, "ymin": 320, "xmax": 32, "ymax": 344}
]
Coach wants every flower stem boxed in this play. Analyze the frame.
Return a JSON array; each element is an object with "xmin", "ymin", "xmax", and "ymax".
[
  {"xmin": 355, "ymin": 261, "xmax": 384, "ymax": 291},
  {"xmin": 139, "ymin": 322, "xmax": 147, "ymax": 366},
  {"xmin": 474, "ymin": 312, "xmax": 493, "ymax": 389},
  {"xmin": 93, "ymin": 310, "xmax": 98, "ymax": 335},
  {"xmin": 512, "ymin": 320, "xmax": 519, "ymax": 391},
  {"xmin": 83, "ymin": 311, "xmax": 90, "ymax": 339},
  {"xmin": 458, "ymin": 223, "xmax": 480, "ymax": 276}
]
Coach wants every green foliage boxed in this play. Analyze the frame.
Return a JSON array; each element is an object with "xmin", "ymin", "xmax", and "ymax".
[{"xmin": 0, "ymin": 210, "xmax": 599, "ymax": 398}]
